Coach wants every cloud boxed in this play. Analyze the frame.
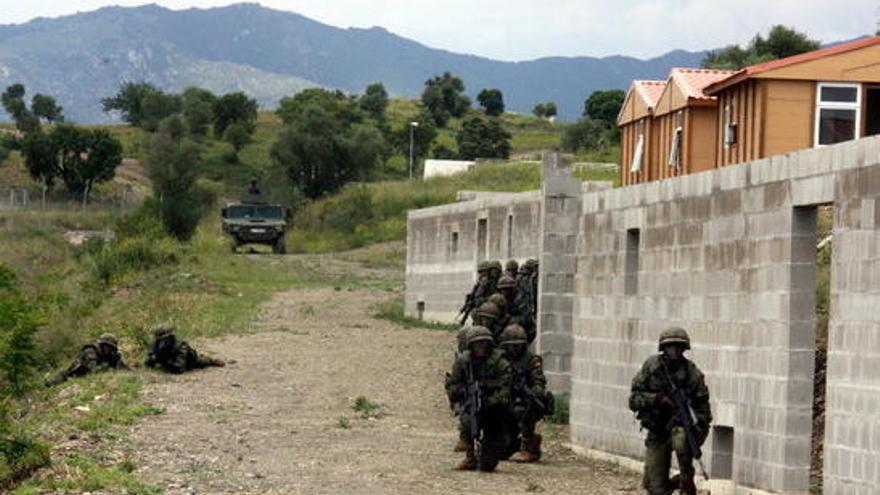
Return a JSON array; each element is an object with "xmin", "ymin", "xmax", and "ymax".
[{"xmin": 1, "ymin": 0, "xmax": 876, "ymax": 60}]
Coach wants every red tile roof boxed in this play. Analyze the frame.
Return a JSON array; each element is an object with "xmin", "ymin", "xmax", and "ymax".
[
  {"xmin": 633, "ymin": 80, "xmax": 666, "ymax": 108},
  {"xmin": 669, "ymin": 68, "xmax": 737, "ymax": 101},
  {"xmin": 705, "ymin": 36, "xmax": 880, "ymax": 94}
]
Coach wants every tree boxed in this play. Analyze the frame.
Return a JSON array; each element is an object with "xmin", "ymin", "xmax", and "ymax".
[
  {"xmin": 2, "ymin": 84, "xmax": 41, "ymax": 134},
  {"xmin": 393, "ymin": 112, "xmax": 437, "ymax": 163},
  {"xmin": 277, "ymin": 89, "xmax": 361, "ymax": 126},
  {"xmin": 421, "ymin": 72, "xmax": 471, "ymax": 127},
  {"xmin": 456, "ymin": 116, "xmax": 511, "ymax": 160},
  {"xmin": 224, "ymin": 122, "xmax": 252, "ymax": 156},
  {"xmin": 561, "ymin": 119, "xmax": 612, "ymax": 152},
  {"xmin": 360, "ymin": 83, "xmax": 389, "ymax": 121},
  {"xmin": 212, "ymin": 92, "xmax": 258, "ymax": 137},
  {"xmin": 21, "ymin": 131, "xmax": 60, "ymax": 204},
  {"xmin": 102, "ymin": 82, "xmax": 163, "ymax": 128},
  {"xmin": 51, "ymin": 125, "xmax": 123, "ymax": 203},
  {"xmin": 583, "ymin": 90, "xmax": 625, "ymax": 125},
  {"xmin": 181, "ymin": 86, "xmax": 217, "ymax": 138},
  {"xmin": 702, "ymin": 25, "xmax": 820, "ymax": 70},
  {"xmin": 31, "ymin": 94, "xmax": 63, "ymax": 123},
  {"xmin": 532, "ymin": 102, "xmax": 557, "ymax": 119},
  {"xmin": 270, "ymin": 104, "xmax": 385, "ymax": 199},
  {"xmin": 477, "ymin": 88, "xmax": 505, "ymax": 117},
  {"xmin": 147, "ymin": 117, "xmax": 209, "ymax": 241}
]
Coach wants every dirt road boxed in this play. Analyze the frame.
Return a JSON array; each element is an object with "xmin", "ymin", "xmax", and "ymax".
[{"xmin": 128, "ymin": 259, "xmax": 641, "ymax": 494}]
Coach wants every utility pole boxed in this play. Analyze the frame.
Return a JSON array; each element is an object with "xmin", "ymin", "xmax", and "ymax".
[{"xmin": 408, "ymin": 121, "xmax": 419, "ymax": 180}]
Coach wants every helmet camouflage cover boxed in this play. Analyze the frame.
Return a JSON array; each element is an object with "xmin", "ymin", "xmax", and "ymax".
[
  {"xmin": 658, "ymin": 327, "xmax": 691, "ymax": 351},
  {"xmin": 96, "ymin": 333, "xmax": 119, "ymax": 349},
  {"xmin": 505, "ymin": 259, "xmax": 519, "ymax": 273},
  {"xmin": 473, "ymin": 302, "xmax": 501, "ymax": 320},
  {"xmin": 488, "ymin": 293, "xmax": 507, "ymax": 309},
  {"xmin": 498, "ymin": 324, "xmax": 528, "ymax": 345},
  {"xmin": 496, "ymin": 275, "xmax": 517, "ymax": 290},
  {"xmin": 466, "ymin": 326, "xmax": 494, "ymax": 346},
  {"xmin": 153, "ymin": 324, "xmax": 176, "ymax": 339},
  {"xmin": 477, "ymin": 261, "xmax": 491, "ymax": 272},
  {"xmin": 489, "ymin": 260, "xmax": 503, "ymax": 272}
]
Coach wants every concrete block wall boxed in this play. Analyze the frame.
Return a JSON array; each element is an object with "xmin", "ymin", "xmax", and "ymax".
[
  {"xmin": 405, "ymin": 191, "xmax": 541, "ymax": 322},
  {"xmin": 570, "ymin": 136, "xmax": 880, "ymax": 494}
]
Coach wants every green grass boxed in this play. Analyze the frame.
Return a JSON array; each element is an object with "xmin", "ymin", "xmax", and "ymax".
[
  {"xmin": 350, "ymin": 396, "xmax": 385, "ymax": 419},
  {"xmin": 547, "ymin": 392, "xmax": 570, "ymax": 425},
  {"xmin": 371, "ymin": 296, "xmax": 459, "ymax": 331}
]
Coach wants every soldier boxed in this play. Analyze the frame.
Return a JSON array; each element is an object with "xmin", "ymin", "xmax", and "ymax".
[
  {"xmin": 46, "ymin": 333, "xmax": 129, "ymax": 386},
  {"xmin": 496, "ymin": 275, "xmax": 536, "ymax": 343},
  {"xmin": 517, "ymin": 258, "xmax": 539, "ymax": 325},
  {"xmin": 471, "ymin": 302, "xmax": 503, "ymax": 340},
  {"xmin": 504, "ymin": 259, "xmax": 519, "ymax": 279},
  {"xmin": 498, "ymin": 324, "xmax": 553, "ymax": 463},
  {"xmin": 445, "ymin": 326, "xmax": 514, "ymax": 471},
  {"xmin": 145, "ymin": 325, "xmax": 226, "ymax": 374},
  {"xmin": 628, "ymin": 327, "xmax": 712, "ymax": 495},
  {"xmin": 247, "ymin": 176, "xmax": 261, "ymax": 195},
  {"xmin": 457, "ymin": 262, "xmax": 492, "ymax": 324}
]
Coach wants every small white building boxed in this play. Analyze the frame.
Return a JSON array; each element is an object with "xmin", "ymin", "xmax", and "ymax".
[{"xmin": 422, "ymin": 159, "xmax": 475, "ymax": 179}]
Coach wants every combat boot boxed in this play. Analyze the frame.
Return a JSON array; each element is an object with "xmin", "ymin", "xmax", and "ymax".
[
  {"xmin": 211, "ymin": 358, "xmax": 226, "ymax": 367},
  {"xmin": 453, "ymin": 434, "xmax": 469, "ymax": 452},
  {"xmin": 511, "ymin": 434, "xmax": 542, "ymax": 463},
  {"xmin": 455, "ymin": 448, "xmax": 477, "ymax": 470},
  {"xmin": 679, "ymin": 474, "xmax": 697, "ymax": 495}
]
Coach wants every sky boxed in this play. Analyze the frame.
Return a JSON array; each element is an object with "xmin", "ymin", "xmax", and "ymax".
[{"xmin": 1, "ymin": 0, "xmax": 877, "ymax": 61}]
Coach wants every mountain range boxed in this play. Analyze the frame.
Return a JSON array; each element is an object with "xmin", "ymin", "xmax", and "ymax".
[{"xmin": 0, "ymin": 3, "xmax": 710, "ymax": 123}]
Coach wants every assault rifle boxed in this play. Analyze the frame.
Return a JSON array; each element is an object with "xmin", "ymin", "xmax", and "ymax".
[
  {"xmin": 456, "ymin": 282, "xmax": 480, "ymax": 325},
  {"xmin": 659, "ymin": 358, "xmax": 709, "ymax": 480},
  {"xmin": 512, "ymin": 367, "xmax": 547, "ymax": 414},
  {"xmin": 458, "ymin": 360, "xmax": 484, "ymax": 469}
]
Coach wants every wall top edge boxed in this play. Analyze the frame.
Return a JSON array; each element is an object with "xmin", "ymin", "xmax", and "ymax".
[{"xmin": 407, "ymin": 190, "xmax": 541, "ymax": 219}]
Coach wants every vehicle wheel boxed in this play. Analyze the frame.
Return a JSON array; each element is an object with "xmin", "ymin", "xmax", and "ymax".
[
  {"xmin": 273, "ymin": 236, "xmax": 287, "ymax": 255},
  {"xmin": 230, "ymin": 238, "xmax": 240, "ymax": 253}
]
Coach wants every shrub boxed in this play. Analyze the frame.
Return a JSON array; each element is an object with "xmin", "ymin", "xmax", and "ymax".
[
  {"xmin": 87, "ymin": 237, "xmax": 179, "ymax": 285},
  {"xmin": 547, "ymin": 392, "xmax": 569, "ymax": 424},
  {"xmin": 0, "ymin": 265, "xmax": 43, "ymax": 396}
]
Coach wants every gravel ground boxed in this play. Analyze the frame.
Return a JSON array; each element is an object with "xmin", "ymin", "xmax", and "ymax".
[{"xmin": 127, "ymin": 274, "xmax": 642, "ymax": 494}]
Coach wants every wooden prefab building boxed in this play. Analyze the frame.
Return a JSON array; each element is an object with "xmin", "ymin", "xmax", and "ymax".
[
  {"xmin": 704, "ymin": 36, "xmax": 880, "ymax": 167},
  {"xmin": 618, "ymin": 80, "xmax": 665, "ymax": 186}
]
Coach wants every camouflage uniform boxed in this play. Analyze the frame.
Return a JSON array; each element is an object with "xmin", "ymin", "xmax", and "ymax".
[
  {"xmin": 46, "ymin": 333, "xmax": 129, "ymax": 386},
  {"xmin": 628, "ymin": 328, "xmax": 711, "ymax": 495},
  {"xmin": 499, "ymin": 324, "xmax": 552, "ymax": 462},
  {"xmin": 471, "ymin": 302, "xmax": 504, "ymax": 340},
  {"xmin": 504, "ymin": 259, "xmax": 519, "ymax": 280},
  {"xmin": 495, "ymin": 275, "xmax": 536, "ymax": 343},
  {"xmin": 445, "ymin": 326, "xmax": 515, "ymax": 471},
  {"xmin": 145, "ymin": 325, "xmax": 225, "ymax": 374},
  {"xmin": 472, "ymin": 261, "xmax": 502, "ymax": 309}
]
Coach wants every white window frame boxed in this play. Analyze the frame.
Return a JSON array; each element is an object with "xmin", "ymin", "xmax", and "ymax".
[
  {"xmin": 630, "ymin": 131, "xmax": 645, "ymax": 173},
  {"xmin": 724, "ymin": 100, "xmax": 737, "ymax": 147},
  {"xmin": 668, "ymin": 126, "xmax": 683, "ymax": 168},
  {"xmin": 814, "ymin": 82, "xmax": 861, "ymax": 147}
]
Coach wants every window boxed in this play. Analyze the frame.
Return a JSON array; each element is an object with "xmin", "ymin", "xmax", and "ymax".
[
  {"xmin": 625, "ymin": 229, "xmax": 640, "ymax": 295},
  {"xmin": 630, "ymin": 133, "xmax": 645, "ymax": 173},
  {"xmin": 451, "ymin": 231, "xmax": 459, "ymax": 254},
  {"xmin": 477, "ymin": 218, "xmax": 488, "ymax": 262},
  {"xmin": 507, "ymin": 214, "xmax": 514, "ymax": 257},
  {"xmin": 668, "ymin": 126, "xmax": 683, "ymax": 168},
  {"xmin": 724, "ymin": 101, "xmax": 737, "ymax": 146},
  {"xmin": 815, "ymin": 82, "xmax": 860, "ymax": 146}
]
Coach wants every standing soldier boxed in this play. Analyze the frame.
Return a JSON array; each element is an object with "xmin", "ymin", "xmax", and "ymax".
[
  {"xmin": 46, "ymin": 333, "xmax": 129, "ymax": 386},
  {"xmin": 496, "ymin": 275, "xmax": 536, "ymax": 343},
  {"xmin": 628, "ymin": 327, "xmax": 712, "ymax": 495},
  {"xmin": 457, "ymin": 262, "xmax": 491, "ymax": 324},
  {"xmin": 145, "ymin": 325, "xmax": 226, "ymax": 374},
  {"xmin": 445, "ymin": 326, "xmax": 513, "ymax": 471},
  {"xmin": 498, "ymin": 324, "xmax": 553, "ymax": 462},
  {"xmin": 518, "ymin": 259, "xmax": 539, "ymax": 326},
  {"xmin": 504, "ymin": 259, "xmax": 519, "ymax": 279}
]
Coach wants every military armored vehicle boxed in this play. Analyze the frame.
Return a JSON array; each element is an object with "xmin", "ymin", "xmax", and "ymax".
[{"xmin": 221, "ymin": 189, "xmax": 290, "ymax": 254}]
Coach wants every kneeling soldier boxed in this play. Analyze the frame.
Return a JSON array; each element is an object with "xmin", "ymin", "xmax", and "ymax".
[
  {"xmin": 499, "ymin": 324, "xmax": 552, "ymax": 462},
  {"xmin": 445, "ymin": 326, "xmax": 512, "ymax": 471},
  {"xmin": 145, "ymin": 325, "xmax": 225, "ymax": 374},
  {"xmin": 628, "ymin": 327, "xmax": 712, "ymax": 495},
  {"xmin": 46, "ymin": 333, "xmax": 129, "ymax": 386}
]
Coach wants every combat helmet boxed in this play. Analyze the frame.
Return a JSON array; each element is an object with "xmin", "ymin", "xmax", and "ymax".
[
  {"xmin": 467, "ymin": 326, "xmax": 494, "ymax": 346},
  {"xmin": 473, "ymin": 302, "xmax": 501, "ymax": 320},
  {"xmin": 658, "ymin": 327, "xmax": 691, "ymax": 351},
  {"xmin": 153, "ymin": 324, "xmax": 176, "ymax": 339},
  {"xmin": 476, "ymin": 261, "xmax": 491, "ymax": 273},
  {"xmin": 523, "ymin": 259, "xmax": 538, "ymax": 271},
  {"xmin": 497, "ymin": 275, "xmax": 517, "ymax": 290},
  {"xmin": 489, "ymin": 260, "xmax": 503, "ymax": 273},
  {"xmin": 96, "ymin": 333, "xmax": 119, "ymax": 349},
  {"xmin": 498, "ymin": 324, "xmax": 528, "ymax": 346},
  {"xmin": 505, "ymin": 259, "xmax": 519, "ymax": 274},
  {"xmin": 488, "ymin": 293, "xmax": 507, "ymax": 309}
]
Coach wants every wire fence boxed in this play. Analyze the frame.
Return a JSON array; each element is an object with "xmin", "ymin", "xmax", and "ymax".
[{"xmin": 0, "ymin": 188, "xmax": 30, "ymax": 210}]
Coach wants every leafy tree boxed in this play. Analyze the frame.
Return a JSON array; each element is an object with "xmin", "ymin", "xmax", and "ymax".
[
  {"xmin": 50, "ymin": 125, "xmax": 123, "ymax": 203},
  {"xmin": 477, "ymin": 88, "xmax": 505, "ymax": 117},
  {"xmin": 181, "ymin": 86, "xmax": 217, "ymax": 138},
  {"xmin": 1, "ymin": 84, "xmax": 26, "ymax": 120},
  {"xmin": 393, "ymin": 112, "xmax": 437, "ymax": 163},
  {"xmin": 21, "ymin": 131, "xmax": 60, "ymax": 198},
  {"xmin": 277, "ymin": 89, "xmax": 361, "ymax": 126},
  {"xmin": 360, "ymin": 83, "xmax": 389, "ymax": 121},
  {"xmin": 212, "ymin": 92, "xmax": 258, "ymax": 137},
  {"xmin": 147, "ymin": 117, "xmax": 209, "ymax": 241},
  {"xmin": 431, "ymin": 143, "xmax": 458, "ymax": 159},
  {"xmin": 532, "ymin": 102, "xmax": 558, "ymax": 119},
  {"xmin": 583, "ymin": 90, "xmax": 625, "ymax": 125},
  {"xmin": 456, "ymin": 115, "xmax": 511, "ymax": 160},
  {"xmin": 102, "ymin": 82, "xmax": 162, "ymax": 128},
  {"xmin": 562, "ymin": 119, "xmax": 612, "ymax": 152},
  {"xmin": 224, "ymin": 122, "xmax": 252, "ymax": 156},
  {"xmin": 702, "ymin": 25, "xmax": 820, "ymax": 70},
  {"xmin": 31, "ymin": 94, "xmax": 63, "ymax": 124},
  {"xmin": 271, "ymin": 104, "xmax": 385, "ymax": 199},
  {"xmin": 421, "ymin": 72, "xmax": 471, "ymax": 127}
]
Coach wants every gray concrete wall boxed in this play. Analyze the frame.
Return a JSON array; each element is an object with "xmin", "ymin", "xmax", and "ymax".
[
  {"xmin": 405, "ymin": 190, "xmax": 541, "ymax": 322},
  {"xmin": 571, "ymin": 136, "xmax": 880, "ymax": 494}
]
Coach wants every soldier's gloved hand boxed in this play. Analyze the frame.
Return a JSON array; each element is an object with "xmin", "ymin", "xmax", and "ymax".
[{"xmin": 512, "ymin": 403, "xmax": 528, "ymax": 420}]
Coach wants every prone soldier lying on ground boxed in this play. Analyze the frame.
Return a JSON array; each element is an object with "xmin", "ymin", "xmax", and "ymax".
[
  {"xmin": 445, "ymin": 326, "xmax": 515, "ymax": 471},
  {"xmin": 145, "ymin": 325, "xmax": 226, "ymax": 374},
  {"xmin": 46, "ymin": 333, "xmax": 129, "ymax": 386},
  {"xmin": 498, "ymin": 324, "xmax": 554, "ymax": 463}
]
